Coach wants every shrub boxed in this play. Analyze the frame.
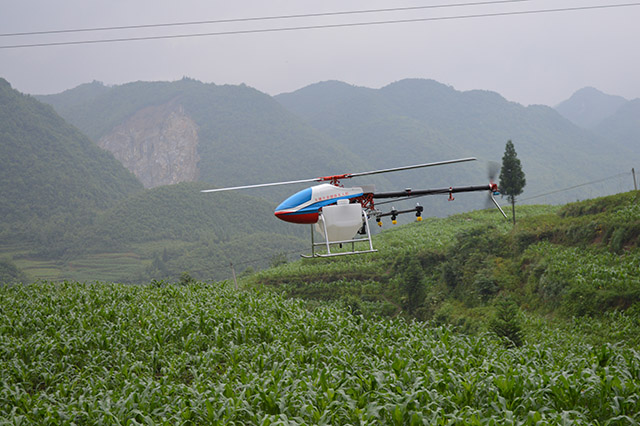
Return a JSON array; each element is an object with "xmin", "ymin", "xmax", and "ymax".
[{"xmin": 400, "ymin": 256, "xmax": 426, "ymax": 314}]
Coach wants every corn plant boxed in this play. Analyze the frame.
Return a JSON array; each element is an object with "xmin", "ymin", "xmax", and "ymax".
[{"xmin": 1, "ymin": 280, "xmax": 639, "ymax": 424}]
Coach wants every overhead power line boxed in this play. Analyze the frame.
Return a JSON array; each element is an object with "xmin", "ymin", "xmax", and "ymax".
[
  {"xmin": 0, "ymin": 0, "xmax": 537, "ymax": 38},
  {"xmin": 1, "ymin": 2, "xmax": 639, "ymax": 50},
  {"xmin": 521, "ymin": 172, "xmax": 631, "ymax": 202}
]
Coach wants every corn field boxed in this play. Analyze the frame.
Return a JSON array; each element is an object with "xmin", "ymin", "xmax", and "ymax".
[{"xmin": 1, "ymin": 281, "xmax": 639, "ymax": 425}]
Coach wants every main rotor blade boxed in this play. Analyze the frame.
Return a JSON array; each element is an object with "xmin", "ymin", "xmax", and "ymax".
[
  {"xmin": 348, "ymin": 157, "xmax": 476, "ymax": 178},
  {"xmin": 201, "ymin": 157, "xmax": 477, "ymax": 193},
  {"xmin": 201, "ymin": 177, "xmax": 321, "ymax": 193}
]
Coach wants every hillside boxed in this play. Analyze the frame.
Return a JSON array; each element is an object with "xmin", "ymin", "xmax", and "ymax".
[
  {"xmin": 85, "ymin": 182, "xmax": 299, "ymax": 246},
  {"xmin": 0, "ymin": 78, "xmax": 143, "ymax": 244},
  {"xmin": 6, "ymin": 182, "xmax": 308, "ymax": 283},
  {"xmin": 2, "ymin": 79, "xmax": 311, "ymax": 282},
  {"xmin": 594, "ymin": 99, "xmax": 640, "ymax": 157},
  {"xmin": 78, "ymin": 182, "xmax": 307, "ymax": 282},
  {"xmin": 277, "ymin": 79, "xmax": 636, "ymax": 209},
  {"xmin": 12, "ymin": 77, "xmax": 637, "ymax": 283},
  {"xmin": 555, "ymin": 86, "xmax": 628, "ymax": 129},
  {"xmin": 37, "ymin": 78, "xmax": 372, "ymax": 198},
  {"xmin": 248, "ymin": 191, "xmax": 640, "ymax": 341}
]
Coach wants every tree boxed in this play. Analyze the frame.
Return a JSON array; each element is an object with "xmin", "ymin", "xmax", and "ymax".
[
  {"xmin": 499, "ymin": 140, "xmax": 526, "ymax": 224},
  {"xmin": 489, "ymin": 296, "xmax": 524, "ymax": 347}
]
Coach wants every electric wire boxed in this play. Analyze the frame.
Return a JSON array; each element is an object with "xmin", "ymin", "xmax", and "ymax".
[
  {"xmin": 0, "ymin": 0, "xmax": 539, "ymax": 38},
  {"xmin": 373, "ymin": 171, "xmax": 635, "ymax": 207},
  {"xmin": 1, "ymin": 2, "xmax": 639, "ymax": 49},
  {"xmin": 520, "ymin": 172, "xmax": 632, "ymax": 202}
]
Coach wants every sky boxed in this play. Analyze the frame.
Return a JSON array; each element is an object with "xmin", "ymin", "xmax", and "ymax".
[{"xmin": 1, "ymin": 0, "xmax": 639, "ymax": 106}]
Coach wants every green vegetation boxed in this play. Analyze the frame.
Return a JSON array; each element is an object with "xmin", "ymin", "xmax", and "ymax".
[
  {"xmin": 0, "ymin": 258, "xmax": 28, "ymax": 284},
  {"xmin": 37, "ymin": 78, "xmax": 368, "ymax": 202},
  {"xmin": 4, "ymin": 182, "xmax": 308, "ymax": 283},
  {"xmin": 248, "ymin": 191, "xmax": 640, "ymax": 343},
  {"xmin": 2, "ymin": 77, "xmax": 636, "ymax": 423},
  {"xmin": 500, "ymin": 140, "xmax": 526, "ymax": 224},
  {"xmin": 1, "ymin": 280, "xmax": 638, "ymax": 424},
  {"xmin": 0, "ymin": 78, "xmax": 143, "ymax": 245},
  {"xmin": 2, "ymin": 78, "xmax": 317, "ymax": 282},
  {"xmin": 2, "ymin": 191, "xmax": 638, "ymax": 423},
  {"xmin": 489, "ymin": 296, "xmax": 524, "ymax": 347},
  {"xmin": 276, "ymin": 79, "xmax": 636, "ymax": 208}
]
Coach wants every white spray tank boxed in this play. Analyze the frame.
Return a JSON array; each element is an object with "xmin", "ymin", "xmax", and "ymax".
[{"xmin": 315, "ymin": 199, "xmax": 363, "ymax": 242}]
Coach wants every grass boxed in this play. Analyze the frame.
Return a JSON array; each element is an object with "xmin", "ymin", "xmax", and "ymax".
[
  {"xmin": 246, "ymin": 193, "xmax": 640, "ymax": 340},
  {"xmin": 248, "ymin": 204, "xmax": 556, "ymax": 287},
  {"xmin": 9, "ymin": 252, "xmax": 148, "ymax": 283}
]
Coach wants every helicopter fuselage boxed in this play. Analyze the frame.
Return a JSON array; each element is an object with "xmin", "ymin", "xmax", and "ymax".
[{"xmin": 274, "ymin": 184, "xmax": 364, "ymax": 224}]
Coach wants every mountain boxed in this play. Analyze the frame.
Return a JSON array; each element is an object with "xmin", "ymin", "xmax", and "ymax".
[
  {"xmin": 594, "ymin": 99, "xmax": 640, "ymax": 157},
  {"xmin": 0, "ymin": 78, "xmax": 143, "ymax": 243},
  {"xmin": 555, "ymin": 87, "xmax": 628, "ymax": 129},
  {"xmin": 37, "ymin": 78, "xmax": 370, "ymax": 199},
  {"xmin": 554, "ymin": 87, "xmax": 640, "ymax": 158},
  {"xmin": 277, "ymin": 79, "xmax": 631, "ymax": 208},
  {"xmin": 36, "ymin": 80, "xmax": 111, "ymax": 111},
  {"xmin": 5, "ymin": 76, "xmax": 638, "ymax": 283},
  {"xmin": 38, "ymin": 77, "xmax": 634, "ymax": 217},
  {"xmin": 1, "ymin": 79, "xmax": 308, "ymax": 282}
]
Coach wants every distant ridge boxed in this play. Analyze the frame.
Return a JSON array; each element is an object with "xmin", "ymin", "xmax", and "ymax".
[
  {"xmin": 594, "ymin": 99, "xmax": 640, "ymax": 156},
  {"xmin": 37, "ymin": 78, "xmax": 368, "ymax": 198},
  {"xmin": 277, "ymin": 78, "xmax": 633, "ymax": 207},
  {"xmin": 555, "ymin": 86, "xmax": 628, "ymax": 129}
]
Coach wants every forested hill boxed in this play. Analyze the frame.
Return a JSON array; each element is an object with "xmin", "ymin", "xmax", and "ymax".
[
  {"xmin": 36, "ymin": 78, "xmax": 371, "ymax": 198},
  {"xmin": 38, "ymin": 77, "xmax": 637, "ymax": 211},
  {"xmin": 1, "ymin": 78, "xmax": 313, "ymax": 281},
  {"xmin": 276, "ymin": 79, "xmax": 636, "ymax": 205},
  {"xmin": 555, "ymin": 87, "xmax": 639, "ymax": 158},
  {"xmin": 0, "ymin": 78, "xmax": 143, "ymax": 243},
  {"xmin": 594, "ymin": 99, "xmax": 640, "ymax": 157},
  {"xmin": 554, "ymin": 86, "xmax": 628, "ymax": 129}
]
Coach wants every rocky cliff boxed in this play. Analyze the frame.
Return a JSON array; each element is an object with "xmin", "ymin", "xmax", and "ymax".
[{"xmin": 98, "ymin": 101, "xmax": 199, "ymax": 188}]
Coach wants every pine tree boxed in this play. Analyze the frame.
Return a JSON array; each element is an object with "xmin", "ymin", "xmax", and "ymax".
[
  {"xmin": 489, "ymin": 296, "xmax": 524, "ymax": 347},
  {"xmin": 499, "ymin": 140, "xmax": 526, "ymax": 224}
]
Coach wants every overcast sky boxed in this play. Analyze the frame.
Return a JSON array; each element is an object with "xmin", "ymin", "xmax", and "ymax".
[{"xmin": 1, "ymin": 0, "xmax": 639, "ymax": 106}]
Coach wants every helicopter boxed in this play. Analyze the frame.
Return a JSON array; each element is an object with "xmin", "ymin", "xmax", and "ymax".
[{"xmin": 202, "ymin": 157, "xmax": 507, "ymax": 257}]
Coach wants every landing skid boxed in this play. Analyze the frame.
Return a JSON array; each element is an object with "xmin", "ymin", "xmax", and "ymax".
[{"xmin": 301, "ymin": 209, "xmax": 377, "ymax": 258}]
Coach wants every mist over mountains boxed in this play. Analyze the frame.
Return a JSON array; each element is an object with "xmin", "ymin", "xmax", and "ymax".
[
  {"xmin": 2, "ymin": 75, "xmax": 638, "ymax": 282},
  {"xmin": 555, "ymin": 86, "xmax": 629, "ymax": 129},
  {"xmin": 36, "ymin": 78, "xmax": 369, "ymax": 200},
  {"xmin": 277, "ymin": 79, "xmax": 637, "ymax": 203},
  {"xmin": 37, "ymin": 77, "xmax": 639, "ymax": 206},
  {"xmin": 554, "ymin": 86, "xmax": 639, "ymax": 158}
]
